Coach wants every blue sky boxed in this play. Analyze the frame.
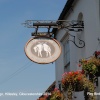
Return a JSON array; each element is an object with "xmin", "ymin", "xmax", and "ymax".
[{"xmin": 0, "ymin": 0, "xmax": 66, "ymax": 100}]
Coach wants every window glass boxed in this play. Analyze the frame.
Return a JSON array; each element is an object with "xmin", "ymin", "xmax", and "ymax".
[{"xmin": 64, "ymin": 41, "xmax": 70, "ymax": 65}]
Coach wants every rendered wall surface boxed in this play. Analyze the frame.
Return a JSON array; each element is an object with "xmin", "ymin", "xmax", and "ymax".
[{"xmin": 55, "ymin": 0, "xmax": 100, "ymax": 99}]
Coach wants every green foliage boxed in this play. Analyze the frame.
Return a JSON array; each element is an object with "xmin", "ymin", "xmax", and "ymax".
[{"xmin": 50, "ymin": 88, "xmax": 64, "ymax": 100}]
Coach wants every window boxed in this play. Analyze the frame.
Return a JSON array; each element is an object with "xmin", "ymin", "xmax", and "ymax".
[
  {"xmin": 63, "ymin": 40, "xmax": 70, "ymax": 72},
  {"xmin": 64, "ymin": 40, "xmax": 70, "ymax": 65},
  {"xmin": 64, "ymin": 63, "xmax": 70, "ymax": 72},
  {"xmin": 61, "ymin": 33, "xmax": 70, "ymax": 72}
]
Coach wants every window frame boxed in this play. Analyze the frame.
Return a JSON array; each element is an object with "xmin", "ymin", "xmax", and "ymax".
[{"xmin": 61, "ymin": 34, "xmax": 70, "ymax": 72}]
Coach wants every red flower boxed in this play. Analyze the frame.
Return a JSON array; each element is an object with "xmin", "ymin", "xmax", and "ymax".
[
  {"xmin": 77, "ymin": 76, "xmax": 81, "ymax": 80},
  {"xmin": 81, "ymin": 70, "xmax": 85, "ymax": 74},
  {"xmin": 62, "ymin": 79, "xmax": 65, "ymax": 84},
  {"xmin": 54, "ymin": 88, "xmax": 58, "ymax": 91},
  {"xmin": 68, "ymin": 72, "xmax": 73, "ymax": 76},
  {"xmin": 97, "ymin": 51, "xmax": 100, "ymax": 55},
  {"xmin": 75, "ymin": 71, "xmax": 79, "ymax": 75},
  {"xmin": 44, "ymin": 95, "xmax": 48, "ymax": 98},
  {"xmin": 78, "ymin": 64, "xmax": 81, "ymax": 67}
]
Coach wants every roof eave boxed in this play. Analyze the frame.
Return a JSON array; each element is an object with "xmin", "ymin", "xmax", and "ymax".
[{"xmin": 53, "ymin": 0, "xmax": 75, "ymax": 38}]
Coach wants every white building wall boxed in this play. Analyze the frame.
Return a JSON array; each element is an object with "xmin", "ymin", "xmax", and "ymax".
[
  {"xmin": 55, "ymin": 0, "xmax": 100, "ymax": 99},
  {"xmin": 55, "ymin": 29, "xmax": 66, "ymax": 87}
]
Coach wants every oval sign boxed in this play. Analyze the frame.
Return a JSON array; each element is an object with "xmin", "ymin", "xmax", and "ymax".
[{"xmin": 24, "ymin": 36, "xmax": 61, "ymax": 64}]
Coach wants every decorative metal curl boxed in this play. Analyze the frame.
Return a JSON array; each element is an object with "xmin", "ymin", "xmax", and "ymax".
[
  {"xmin": 68, "ymin": 34, "xmax": 85, "ymax": 48},
  {"xmin": 22, "ymin": 20, "xmax": 85, "ymax": 48}
]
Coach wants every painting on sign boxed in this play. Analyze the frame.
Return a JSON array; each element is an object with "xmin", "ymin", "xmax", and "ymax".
[
  {"xmin": 24, "ymin": 37, "xmax": 61, "ymax": 64},
  {"xmin": 33, "ymin": 42, "xmax": 51, "ymax": 57}
]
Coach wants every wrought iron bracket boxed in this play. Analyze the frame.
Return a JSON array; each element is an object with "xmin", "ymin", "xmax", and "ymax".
[
  {"xmin": 22, "ymin": 20, "xmax": 84, "ymax": 29},
  {"xmin": 22, "ymin": 20, "xmax": 85, "ymax": 48},
  {"xmin": 68, "ymin": 33, "xmax": 85, "ymax": 48}
]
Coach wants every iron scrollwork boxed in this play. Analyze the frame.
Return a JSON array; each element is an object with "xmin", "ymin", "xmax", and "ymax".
[
  {"xmin": 22, "ymin": 20, "xmax": 85, "ymax": 48},
  {"xmin": 68, "ymin": 33, "xmax": 85, "ymax": 48}
]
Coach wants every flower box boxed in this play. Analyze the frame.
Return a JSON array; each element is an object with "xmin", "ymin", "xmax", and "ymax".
[
  {"xmin": 80, "ymin": 57, "xmax": 100, "ymax": 78},
  {"xmin": 61, "ymin": 71, "xmax": 95, "ymax": 99},
  {"xmin": 62, "ymin": 71, "xmax": 84, "ymax": 92}
]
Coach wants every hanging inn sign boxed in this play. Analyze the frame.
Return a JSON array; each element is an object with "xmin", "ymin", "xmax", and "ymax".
[
  {"xmin": 23, "ymin": 20, "xmax": 84, "ymax": 64},
  {"xmin": 25, "ymin": 36, "xmax": 61, "ymax": 64}
]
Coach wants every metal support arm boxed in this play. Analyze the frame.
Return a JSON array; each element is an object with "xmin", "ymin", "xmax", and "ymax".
[
  {"xmin": 68, "ymin": 34, "xmax": 85, "ymax": 48},
  {"xmin": 22, "ymin": 20, "xmax": 85, "ymax": 48}
]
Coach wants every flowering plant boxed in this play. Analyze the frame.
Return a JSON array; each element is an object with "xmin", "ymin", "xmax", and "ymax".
[
  {"xmin": 79, "ymin": 56, "xmax": 100, "ymax": 76},
  {"xmin": 83, "ymin": 78, "xmax": 96, "ymax": 100},
  {"xmin": 50, "ymin": 88, "xmax": 64, "ymax": 100},
  {"xmin": 61, "ymin": 71, "xmax": 96, "ymax": 100},
  {"xmin": 61, "ymin": 71, "xmax": 85, "ymax": 91}
]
